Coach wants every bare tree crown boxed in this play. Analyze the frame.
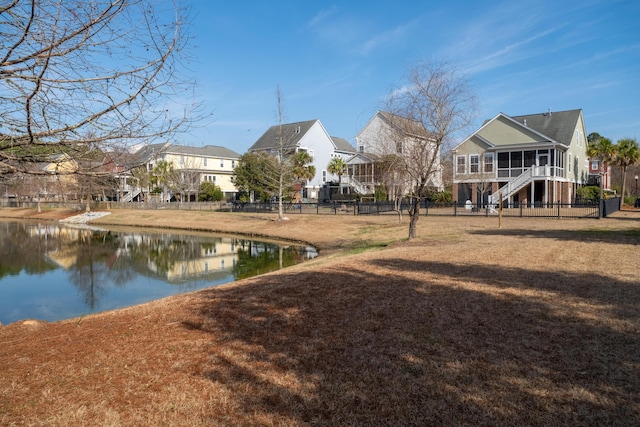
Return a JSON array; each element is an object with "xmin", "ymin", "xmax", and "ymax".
[{"xmin": 0, "ymin": 0, "xmax": 194, "ymax": 175}]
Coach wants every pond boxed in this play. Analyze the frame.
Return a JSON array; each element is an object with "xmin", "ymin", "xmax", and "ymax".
[{"xmin": 0, "ymin": 221, "xmax": 317, "ymax": 325}]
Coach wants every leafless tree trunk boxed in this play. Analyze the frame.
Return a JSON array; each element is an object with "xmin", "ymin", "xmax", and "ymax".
[
  {"xmin": 0, "ymin": 0, "xmax": 196, "ymax": 182},
  {"xmin": 275, "ymin": 85, "xmax": 287, "ymax": 220}
]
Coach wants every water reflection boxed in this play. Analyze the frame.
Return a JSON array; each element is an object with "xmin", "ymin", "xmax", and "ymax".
[{"xmin": 0, "ymin": 221, "xmax": 317, "ymax": 324}]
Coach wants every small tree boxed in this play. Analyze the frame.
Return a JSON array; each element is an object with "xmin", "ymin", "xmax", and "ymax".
[
  {"xmin": 233, "ymin": 151, "xmax": 279, "ymax": 202},
  {"xmin": 271, "ymin": 86, "xmax": 314, "ymax": 219},
  {"xmin": 198, "ymin": 182, "xmax": 223, "ymax": 202},
  {"xmin": 613, "ymin": 138, "xmax": 640, "ymax": 208},
  {"xmin": 586, "ymin": 133, "xmax": 614, "ymax": 204},
  {"xmin": 151, "ymin": 160, "xmax": 174, "ymax": 202},
  {"xmin": 291, "ymin": 151, "xmax": 315, "ymax": 201},
  {"xmin": 384, "ymin": 60, "xmax": 476, "ymax": 239},
  {"xmin": 327, "ymin": 157, "xmax": 347, "ymax": 194}
]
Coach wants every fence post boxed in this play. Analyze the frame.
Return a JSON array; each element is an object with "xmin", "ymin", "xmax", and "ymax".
[
  {"xmin": 557, "ymin": 200, "xmax": 561, "ymax": 218},
  {"xmin": 454, "ymin": 202, "xmax": 457, "ymax": 216},
  {"xmin": 599, "ymin": 199, "xmax": 603, "ymax": 219}
]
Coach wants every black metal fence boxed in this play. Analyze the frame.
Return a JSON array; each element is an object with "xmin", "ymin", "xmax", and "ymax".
[
  {"xmin": 229, "ymin": 200, "xmax": 608, "ymax": 219},
  {"xmin": 1, "ymin": 197, "xmax": 620, "ymax": 219}
]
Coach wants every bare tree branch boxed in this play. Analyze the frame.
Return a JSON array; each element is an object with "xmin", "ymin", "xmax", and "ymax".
[
  {"xmin": 1, "ymin": 0, "xmax": 197, "ymax": 177},
  {"xmin": 384, "ymin": 59, "xmax": 477, "ymax": 239}
]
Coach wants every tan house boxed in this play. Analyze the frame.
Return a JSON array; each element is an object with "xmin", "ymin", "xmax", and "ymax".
[
  {"xmin": 122, "ymin": 143, "xmax": 241, "ymax": 202},
  {"xmin": 453, "ymin": 109, "xmax": 589, "ymax": 207}
]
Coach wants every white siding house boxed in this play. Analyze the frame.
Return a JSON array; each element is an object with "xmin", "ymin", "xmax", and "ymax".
[{"xmin": 249, "ymin": 119, "xmax": 356, "ymax": 200}]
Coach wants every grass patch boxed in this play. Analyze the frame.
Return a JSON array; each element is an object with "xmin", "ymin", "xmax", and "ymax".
[{"xmin": 343, "ymin": 239, "xmax": 390, "ymax": 255}]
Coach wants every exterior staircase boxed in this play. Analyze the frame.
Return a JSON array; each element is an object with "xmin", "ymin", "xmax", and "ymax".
[
  {"xmin": 344, "ymin": 176, "xmax": 371, "ymax": 195},
  {"xmin": 489, "ymin": 165, "xmax": 550, "ymax": 205},
  {"xmin": 121, "ymin": 187, "xmax": 141, "ymax": 202}
]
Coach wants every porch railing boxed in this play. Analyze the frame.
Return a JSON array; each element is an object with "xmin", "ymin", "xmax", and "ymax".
[{"xmin": 489, "ymin": 165, "xmax": 551, "ymax": 205}]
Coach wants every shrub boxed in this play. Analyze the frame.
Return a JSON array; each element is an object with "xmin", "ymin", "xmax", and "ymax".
[
  {"xmin": 198, "ymin": 182, "xmax": 223, "ymax": 202},
  {"xmin": 576, "ymin": 186, "xmax": 600, "ymax": 203}
]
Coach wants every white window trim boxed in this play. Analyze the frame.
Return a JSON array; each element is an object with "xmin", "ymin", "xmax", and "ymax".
[
  {"xmin": 470, "ymin": 154, "xmax": 480, "ymax": 173},
  {"xmin": 483, "ymin": 153, "xmax": 494, "ymax": 173},
  {"xmin": 456, "ymin": 155, "xmax": 466, "ymax": 175}
]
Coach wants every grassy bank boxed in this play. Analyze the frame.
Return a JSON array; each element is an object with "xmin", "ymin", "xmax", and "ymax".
[{"xmin": 1, "ymin": 208, "xmax": 639, "ymax": 426}]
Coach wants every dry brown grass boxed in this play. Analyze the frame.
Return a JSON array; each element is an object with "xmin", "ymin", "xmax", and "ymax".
[{"xmin": 1, "ymin": 208, "xmax": 639, "ymax": 426}]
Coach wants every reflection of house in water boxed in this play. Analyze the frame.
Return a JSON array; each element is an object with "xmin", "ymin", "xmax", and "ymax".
[
  {"xmin": 147, "ymin": 238, "xmax": 240, "ymax": 283},
  {"xmin": 26, "ymin": 223, "xmax": 315, "ymax": 286},
  {"xmin": 33, "ymin": 224, "xmax": 107, "ymax": 269}
]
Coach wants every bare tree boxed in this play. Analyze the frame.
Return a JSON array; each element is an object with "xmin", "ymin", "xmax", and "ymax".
[
  {"xmin": 172, "ymin": 159, "xmax": 201, "ymax": 202},
  {"xmin": 384, "ymin": 60, "xmax": 476, "ymax": 239},
  {"xmin": 0, "ymin": 0, "xmax": 195, "ymax": 181},
  {"xmin": 272, "ymin": 85, "xmax": 313, "ymax": 220}
]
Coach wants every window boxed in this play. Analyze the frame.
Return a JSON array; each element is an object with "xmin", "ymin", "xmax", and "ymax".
[
  {"xmin": 220, "ymin": 159, "xmax": 224, "ymax": 168},
  {"xmin": 524, "ymin": 151, "xmax": 535, "ymax": 167},
  {"xmin": 591, "ymin": 160, "xmax": 599, "ymax": 170},
  {"xmin": 203, "ymin": 157, "xmax": 207, "ymax": 167},
  {"xmin": 470, "ymin": 154, "xmax": 479, "ymax": 173},
  {"xmin": 456, "ymin": 155, "xmax": 466, "ymax": 174},
  {"xmin": 232, "ymin": 160, "xmax": 235, "ymax": 168},
  {"xmin": 568, "ymin": 153, "xmax": 572, "ymax": 174},
  {"xmin": 180, "ymin": 156, "xmax": 185, "ymax": 165},
  {"xmin": 497, "ymin": 152, "xmax": 509, "ymax": 178},
  {"xmin": 322, "ymin": 170, "xmax": 327, "ymax": 183},
  {"xmin": 359, "ymin": 145, "xmax": 365, "ymax": 153},
  {"xmin": 483, "ymin": 153, "xmax": 494, "ymax": 173}
]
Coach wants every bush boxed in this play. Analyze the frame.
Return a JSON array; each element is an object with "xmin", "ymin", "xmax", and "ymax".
[
  {"xmin": 428, "ymin": 190, "xmax": 453, "ymax": 204},
  {"xmin": 198, "ymin": 182, "xmax": 223, "ymax": 202},
  {"xmin": 374, "ymin": 185, "xmax": 387, "ymax": 202},
  {"xmin": 576, "ymin": 186, "xmax": 600, "ymax": 203}
]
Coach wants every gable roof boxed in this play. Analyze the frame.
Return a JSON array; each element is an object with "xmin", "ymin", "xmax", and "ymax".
[
  {"xmin": 331, "ymin": 137, "xmax": 356, "ymax": 154},
  {"xmin": 455, "ymin": 108, "xmax": 583, "ymax": 151},
  {"xmin": 249, "ymin": 120, "xmax": 318, "ymax": 152},
  {"xmin": 510, "ymin": 109, "xmax": 581, "ymax": 146},
  {"xmin": 164, "ymin": 144, "xmax": 240, "ymax": 158},
  {"xmin": 377, "ymin": 111, "xmax": 431, "ymax": 139},
  {"xmin": 133, "ymin": 143, "xmax": 240, "ymax": 164},
  {"xmin": 133, "ymin": 142, "xmax": 168, "ymax": 163}
]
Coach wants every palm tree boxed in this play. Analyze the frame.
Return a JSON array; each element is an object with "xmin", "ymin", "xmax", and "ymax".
[
  {"xmin": 327, "ymin": 157, "xmax": 347, "ymax": 194},
  {"xmin": 586, "ymin": 134, "xmax": 614, "ymax": 203},
  {"xmin": 152, "ymin": 160, "xmax": 174, "ymax": 203},
  {"xmin": 290, "ymin": 151, "xmax": 315, "ymax": 201},
  {"xmin": 613, "ymin": 138, "xmax": 640, "ymax": 208}
]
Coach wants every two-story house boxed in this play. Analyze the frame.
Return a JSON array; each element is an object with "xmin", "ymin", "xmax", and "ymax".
[
  {"xmin": 249, "ymin": 119, "xmax": 356, "ymax": 200},
  {"xmin": 126, "ymin": 143, "xmax": 241, "ymax": 201},
  {"xmin": 453, "ymin": 109, "xmax": 589, "ymax": 207},
  {"xmin": 349, "ymin": 111, "xmax": 444, "ymax": 197}
]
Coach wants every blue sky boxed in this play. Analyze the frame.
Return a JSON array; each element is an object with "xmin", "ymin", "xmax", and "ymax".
[{"xmin": 181, "ymin": 0, "xmax": 639, "ymax": 153}]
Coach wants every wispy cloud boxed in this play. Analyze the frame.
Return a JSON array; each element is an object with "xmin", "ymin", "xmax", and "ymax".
[
  {"xmin": 442, "ymin": 2, "xmax": 574, "ymax": 75},
  {"xmin": 359, "ymin": 19, "xmax": 419, "ymax": 55},
  {"xmin": 308, "ymin": 6, "xmax": 339, "ymax": 28}
]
